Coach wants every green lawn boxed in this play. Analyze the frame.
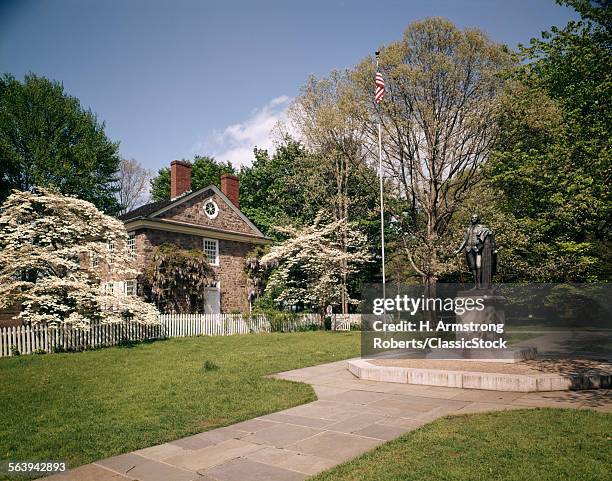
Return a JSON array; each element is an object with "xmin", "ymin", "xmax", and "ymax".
[
  {"xmin": 4, "ymin": 333, "xmax": 610, "ymax": 481},
  {"xmin": 0, "ymin": 331, "xmax": 359, "ymax": 473},
  {"xmin": 311, "ymin": 408, "xmax": 612, "ymax": 481}
]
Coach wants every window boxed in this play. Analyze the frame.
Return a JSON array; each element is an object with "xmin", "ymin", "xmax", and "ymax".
[
  {"xmin": 107, "ymin": 240, "xmax": 115, "ymax": 253},
  {"xmin": 203, "ymin": 238, "xmax": 219, "ymax": 266},
  {"xmin": 127, "ymin": 232, "xmax": 136, "ymax": 259},
  {"xmin": 124, "ymin": 279, "xmax": 136, "ymax": 296},
  {"xmin": 203, "ymin": 198, "xmax": 219, "ymax": 219},
  {"xmin": 90, "ymin": 252, "xmax": 99, "ymax": 268}
]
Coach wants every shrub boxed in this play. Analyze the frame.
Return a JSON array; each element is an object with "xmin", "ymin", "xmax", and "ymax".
[
  {"xmin": 140, "ymin": 243, "xmax": 215, "ymax": 314},
  {"xmin": 252, "ymin": 309, "xmax": 321, "ymax": 332},
  {"xmin": 201, "ymin": 360, "xmax": 219, "ymax": 372}
]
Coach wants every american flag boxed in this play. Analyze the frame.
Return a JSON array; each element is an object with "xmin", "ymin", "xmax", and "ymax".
[{"xmin": 375, "ymin": 71, "xmax": 385, "ymax": 103}]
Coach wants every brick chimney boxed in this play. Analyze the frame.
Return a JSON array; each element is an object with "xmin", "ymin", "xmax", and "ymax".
[
  {"xmin": 170, "ymin": 160, "xmax": 192, "ymax": 199},
  {"xmin": 221, "ymin": 174, "xmax": 239, "ymax": 207}
]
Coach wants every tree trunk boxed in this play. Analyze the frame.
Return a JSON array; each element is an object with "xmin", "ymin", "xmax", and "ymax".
[{"xmin": 424, "ymin": 218, "xmax": 439, "ymax": 322}]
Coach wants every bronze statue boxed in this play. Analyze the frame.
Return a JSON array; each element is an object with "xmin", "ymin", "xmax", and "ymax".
[{"xmin": 454, "ymin": 214, "xmax": 497, "ymax": 290}]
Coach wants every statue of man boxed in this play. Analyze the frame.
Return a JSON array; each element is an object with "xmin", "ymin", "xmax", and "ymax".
[{"xmin": 454, "ymin": 214, "xmax": 497, "ymax": 289}]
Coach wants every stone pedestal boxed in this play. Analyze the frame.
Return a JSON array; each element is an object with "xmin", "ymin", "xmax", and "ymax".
[{"xmin": 427, "ymin": 290, "xmax": 537, "ymax": 363}]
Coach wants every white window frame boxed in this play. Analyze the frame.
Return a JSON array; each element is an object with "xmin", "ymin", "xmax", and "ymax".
[
  {"xmin": 124, "ymin": 279, "xmax": 136, "ymax": 296},
  {"xmin": 127, "ymin": 232, "xmax": 136, "ymax": 259},
  {"xmin": 203, "ymin": 238, "xmax": 219, "ymax": 266},
  {"xmin": 203, "ymin": 197, "xmax": 219, "ymax": 219}
]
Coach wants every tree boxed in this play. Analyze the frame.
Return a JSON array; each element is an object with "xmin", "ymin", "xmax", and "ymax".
[
  {"xmin": 140, "ymin": 243, "xmax": 215, "ymax": 314},
  {"xmin": 150, "ymin": 155, "xmax": 235, "ymax": 201},
  {"xmin": 240, "ymin": 137, "xmax": 382, "ymax": 311},
  {"xmin": 244, "ymin": 245, "xmax": 271, "ymax": 307},
  {"xmin": 260, "ymin": 214, "xmax": 371, "ymax": 315},
  {"xmin": 115, "ymin": 158, "xmax": 151, "ymax": 215},
  {"xmin": 438, "ymin": 182, "xmax": 532, "ymax": 283},
  {"xmin": 150, "ymin": 167, "xmax": 171, "ymax": 202},
  {"xmin": 239, "ymin": 138, "xmax": 321, "ymax": 238},
  {"xmin": 290, "ymin": 71, "xmax": 374, "ymax": 313},
  {"xmin": 0, "ymin": 73, "xmax": 121, "ymax": 214},
  {"xmin": 521, "ymin": 0, "xmax": 610, "ymax": 181},
  {"xmin": 0, "ymin": 188, "xmax": 159, "ymax": 328},
  {"xmin": 487, "ymin": 0, "xmax": 611, "ymax": 281},
  {"xmin": 350, "ymin": 18, "xmax": 513, "ymax": 290}
]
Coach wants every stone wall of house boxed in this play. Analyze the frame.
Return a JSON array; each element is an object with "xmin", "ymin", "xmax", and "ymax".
[
  {"xmin": 0, "ymin": 307, "xmax": 21, "ymax": 327},
  {"xmin": 133, "ymin": 228, "xmax": 254, "ymax": 313},
  {"xmin": 158, "ymin": 189, "xmax": 255, "ymax": 236},
  {"xmin": 216, "ymin": 239, "xmax": 253, "ymax": 313}
]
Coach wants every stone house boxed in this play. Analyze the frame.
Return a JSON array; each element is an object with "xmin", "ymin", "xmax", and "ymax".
[{"xmin": 118, "ymin": 160, "xmax": 270, "ymax": 314}]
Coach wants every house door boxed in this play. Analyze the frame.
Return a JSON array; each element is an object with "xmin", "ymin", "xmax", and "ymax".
[{"xmin": 203, "ymin": 284, "xmax": 220, "ymax": 314}]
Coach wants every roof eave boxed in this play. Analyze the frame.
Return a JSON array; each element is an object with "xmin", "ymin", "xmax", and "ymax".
[{"xmin": 123, "ymin": 217, "xmax": 273, "ymax": 245}]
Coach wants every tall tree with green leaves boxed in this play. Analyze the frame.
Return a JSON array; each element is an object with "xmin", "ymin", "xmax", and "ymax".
[
  {"xmin": 239, "ymin": 138, "xmax": 320, "ymax": 239},
  {"xmin": 290, "ymin": 72, "xmax": 384, "ymax": 312},
  {"xmin": 487, "ymin": 0, "xmax": 611, "ymax": 281},
  {"xmin": 241, "ymin": 137, "xmax": 381, "ymax": 311},
  {"xmin": 150, "ymin": 155, "xmax": 235, "ymax": 201},
  {"xmin": 350, "ymin": 18, "xmax": 513, "ymax": 290},
  {"xmin": 522, "ymin": 0, "xmax": 610, "ymax": 173},
  {"xmin": 0, "ymin": 73, "xmax": 121, "ymax": 214}
]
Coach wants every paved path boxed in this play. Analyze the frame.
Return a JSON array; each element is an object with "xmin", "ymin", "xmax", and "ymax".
[{"xmin": 45, "ymin": 360, "xmax": 611, "ymax": 481}]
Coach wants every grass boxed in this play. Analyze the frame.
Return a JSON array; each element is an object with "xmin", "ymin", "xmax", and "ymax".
[
  {"xmin": 504, "ymin": 331, "xmax": 542, "ymax": 345},
  {"xmin": 0, "ymin": 331, "xmax": 359, "ymax": 474},
  {"xmin": 311, "ymin": 408, "xmax": 612, "ymax": 481},
  {"xmin": 4, "ymin": 333, "xmax": 609, "ymax": 481}
]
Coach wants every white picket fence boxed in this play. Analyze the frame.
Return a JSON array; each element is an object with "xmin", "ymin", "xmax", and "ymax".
[
  {"xmin": 331, "ymin": 314, "xmax": 361, "ymax": 331},
  {"xmin": 0, "ymin": 312, "xmax": 329, "ymax": 357},
  {"xmin": 0, "ymin": 322, "xmax": 164, "ymax": 357},
  {"xmin": 159, "ymin": 313, "xmax": 322, "ymax": 338}
]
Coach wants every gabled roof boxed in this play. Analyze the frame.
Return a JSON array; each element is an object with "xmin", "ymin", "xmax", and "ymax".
[
  {"xmin": 119, "ymin": 185, "xmax": 267, "ymax": 239},
  {"xmin": 118, "ymin": 199, "xmax": 171, "ymax": 221}
]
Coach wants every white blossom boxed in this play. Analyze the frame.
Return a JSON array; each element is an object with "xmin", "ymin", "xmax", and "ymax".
[
  {"xmin": 261, "ymin": 213, "xmax": 371, "ymax": 311},
  {"xmin": 0, "ymin": 188, "xmax": 159, "ymax": 328}
]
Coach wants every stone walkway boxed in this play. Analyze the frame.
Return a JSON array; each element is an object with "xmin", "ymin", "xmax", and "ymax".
[{"xmin": 45, "ymin": 360, "xmax": 611, "ymax": 481}]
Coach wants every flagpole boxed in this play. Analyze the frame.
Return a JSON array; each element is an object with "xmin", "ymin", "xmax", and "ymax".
[{"xmin": 376, "ymin": 51, "xmax": 386, "ymax": 300}]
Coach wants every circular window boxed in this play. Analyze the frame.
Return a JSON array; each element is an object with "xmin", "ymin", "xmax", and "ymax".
[{"xmin": 203, "ymin": 199, "xmax": 219, "ymax": 219}]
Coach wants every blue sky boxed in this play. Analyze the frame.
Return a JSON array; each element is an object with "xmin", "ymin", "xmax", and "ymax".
[{"xmin": 1, "ymin": 0, "xmax": 578, "ymax": 173}]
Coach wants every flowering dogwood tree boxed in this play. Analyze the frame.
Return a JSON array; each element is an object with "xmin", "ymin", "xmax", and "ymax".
[
  {"xmin": 0, "ymin": 188, "xmax": 159, "ymax": 328},
  {"xmin": 261, "ymin": 215, "xmax": 371, "ymax": 314}
]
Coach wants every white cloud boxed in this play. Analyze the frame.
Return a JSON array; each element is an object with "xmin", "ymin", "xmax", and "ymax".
[{"xmin": 193, "ymin": 96, "xmax": 293, "ymax": 168}]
